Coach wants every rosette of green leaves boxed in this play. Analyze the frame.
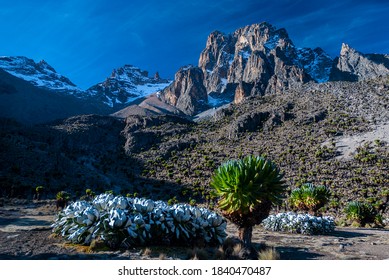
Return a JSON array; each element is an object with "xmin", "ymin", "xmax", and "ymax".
[
  {"xmin": 210, "ymin": 155, "xmax": 285, "ymax": 247},
  {"xmin": 211, "ymin": 156, "xmax": 285, "ymax": 215},
  {"xmin": 289, "ymin": 183, "xmax": 330, "ymax": 215},
  {"xmin": 344, "ymin": 201, "xmax": 377, "ymax": 226}
]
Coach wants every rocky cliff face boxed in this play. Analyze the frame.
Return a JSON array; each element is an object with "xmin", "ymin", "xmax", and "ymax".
[
  {"xmin": 330, "ymin": 43, "xmax": 389, "ymax": 81},
  {"xmin": 161, "ymin": 66, "xmax": 208, "ymax": 116},
  {"xmin": 198, "ymin": 22, "xmax": 333, "ymax": 104},
  {"xmin": 88, "ymin": 65, "xmax": 171, "ymax": 109}
]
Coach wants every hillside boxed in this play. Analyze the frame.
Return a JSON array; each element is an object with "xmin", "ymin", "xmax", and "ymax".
[
  {"xmin": 1, "ymin": 75, "xmax": 388, "ymax": 222},
  {"xmin": 0, "ymin": 69, "xmax": 109, "ymax": 124}
]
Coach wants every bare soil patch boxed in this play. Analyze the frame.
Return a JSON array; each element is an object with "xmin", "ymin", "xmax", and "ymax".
[{"xmin": 324, "ymin": 122, "xmax": 389, "ymax": 160}]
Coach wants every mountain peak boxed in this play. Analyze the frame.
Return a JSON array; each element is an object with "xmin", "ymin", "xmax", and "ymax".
[
  {"xmin": 340, "ymin": 43, "xmax": 357, "ymax": 56},
  {"xmin": 0, "ymin": 56, "xmax": 80, "ymax": 93},
  {"xmin": 37, "ymin": 59, "xmax": 57, "ymax": 73},
  {"xmin": 110, "ymin": 64, "xmax": 149, "ymax": 81},
  {"xmin": 330, "ymin": 43, "xmax": 389, "ymax": 81},
  {"xmin": 161, "ymin": 65, "xmax": 207, "ymax": 116},
  {"xmin": 233, "ymin": 22, "xmax": 293, "ymax": 52},
  {"xmin": 198, "ymin": 22, "xmax": 331, "ymax": 103},
  {"xmin": 88, "ymin": 64, "xmax": 171, "ymax": 109}
]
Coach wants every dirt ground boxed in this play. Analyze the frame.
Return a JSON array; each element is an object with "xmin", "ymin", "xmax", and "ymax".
[{"xmin": 0, "ymin": 199, "xmax": 388, "ymax": 260}]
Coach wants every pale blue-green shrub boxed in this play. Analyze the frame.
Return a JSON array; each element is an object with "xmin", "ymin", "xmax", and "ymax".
[
  {"xmin": 52, "ymin": 193, "xmax": 227, "ymax": 247},
  {"xmin": 262, "ymin": 212, "xmax": 335, "ymax": 235}
]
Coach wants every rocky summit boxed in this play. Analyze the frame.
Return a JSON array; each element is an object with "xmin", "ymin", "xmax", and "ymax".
[
  {"xmin": 198, "ymin": 22, "xmax": 332, "ymax": 103},
  {"xmin": 330, "ymin": 43, "xmax": 389, "ymax": 81}
]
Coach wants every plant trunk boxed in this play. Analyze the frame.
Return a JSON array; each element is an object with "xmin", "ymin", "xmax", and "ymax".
[
  {"xmin": 56, "ymin": 199, "xmax": 66, "ymax": 210},
  {"xmin": 238, "ymin": 226, "xmax": 253, "ymax": 248}
]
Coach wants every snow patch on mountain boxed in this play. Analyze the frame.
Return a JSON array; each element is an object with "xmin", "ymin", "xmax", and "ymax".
[
  {"xmin": 0, "ymin": 56, "xmax": 82, "ymax": 94},
  {"xmin": 0, "ymin": 56, "xmax": 171, "ymax": 110},
  {"xmin": 264, "ymin": 34, "xmax": 280, "ymax": 50},
  {"xmin": 88, "ymin": 65, "xmax": 171, "ymax": 108},
  {"xmin": 239, "ymin": 50, "xmax": 251, "ymax": 59},
  {"xmin": 207, "ymin": 93, "xmax": 232, "ymax": 107},
  {"xmin": 294, "ymin": 48, "xmax": 333, "ymax": 83}
]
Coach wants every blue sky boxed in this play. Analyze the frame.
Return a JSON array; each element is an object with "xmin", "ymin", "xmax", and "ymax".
[{"xmin": 1, "ymin": 0, "xmax": 388, "ymax": 89}]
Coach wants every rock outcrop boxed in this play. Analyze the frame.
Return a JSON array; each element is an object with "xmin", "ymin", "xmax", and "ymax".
[
  {"xmin": 330, "ymin": 43, "xmax": 389, "ymax": 81},
  {"xmin": 161, "ymin": 66, "xmax": 208, "ymax": 116},
  {"xmin": 234, "ymin": 81, "xmax": 254, "ymax": 104},
  {"xmin": 228, "ymin": 111, "xmax": 270, "ymax": 137}
]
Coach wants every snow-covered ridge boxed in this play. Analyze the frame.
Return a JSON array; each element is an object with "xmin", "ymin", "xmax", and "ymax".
[
  {"xmin": 0, "ymin": 56, "xmax": 172, "ymax": 109},
  {"xmin": 0, "ymin": 56, "xmax": 82, "ymax": 93},
  {"xmin": 88, "ymin": 64, "xmax": 171, "ymax": 108}
]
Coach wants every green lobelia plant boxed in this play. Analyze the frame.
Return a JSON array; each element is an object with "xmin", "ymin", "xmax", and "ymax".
[
  {"xmin": 344, "ymin": 201, "xmax": 377, "ymax": 227},
  {"xmin": 210, "ymin": 155, "xmax": 286, "ymax": 249},
  {"xmin": 56, "ymin": 191, "xmax": 70, "ymax": 210},
  {"xmin": 35, "ymin": 186, "xmax": 44, "ymax": 200},
  {"xmin": 85, "ymin": 189, "xmax": 95, "ymax": 200},
  {"xmin": 289, "ymin": 183, "xmax": 330, "ymax": 216}
]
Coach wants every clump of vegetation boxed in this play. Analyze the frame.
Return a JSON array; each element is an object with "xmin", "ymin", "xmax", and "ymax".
[
  {"xmin": 210, "ymin": 155, "xmax": 286, "ymax": 249},
  {"xmin": 258, "ymin": 247, "xmax": 280, "ymax": 260},
  {"xmin": 85, "ymin": 189, "xmax": 95, "ymax": 199},
  {"xmin": 354, "ymin": 144, "xmax": 378, "ymax": 163},
  {"xmin": 344, "ymin": 201, "xmax": 378, "ymax": 227},
  {"xmin": 34, "ymin": 186, "xmax": 44, "ymax": 200},
  {"xmin": 289, "ymin": 183, "xmax": 330, "ymax": 215},
  {"xmin": 56, "ymin": 191, "xmax": 70, "ymax": 210},
  {"xmin": 167, "ymin": 196, "xmax": 179, "ymax": 205},
  {"xmin": 262, "ymin": 212, "xmax": 335, "ymax": 235},
  {"xmin": 52, "ymin": 194, "xmax": 227, "ymax": 248}
]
